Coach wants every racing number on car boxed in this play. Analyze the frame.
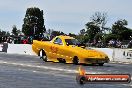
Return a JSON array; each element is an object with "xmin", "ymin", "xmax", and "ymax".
[{"xmin": 50, "ymin": 46, "xmax": 58, "ymax": 53}]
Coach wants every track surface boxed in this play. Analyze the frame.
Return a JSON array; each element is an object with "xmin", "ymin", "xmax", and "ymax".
[{"xmin": 0, "ymin": 53, "xmax": 131, "ymax": 88}]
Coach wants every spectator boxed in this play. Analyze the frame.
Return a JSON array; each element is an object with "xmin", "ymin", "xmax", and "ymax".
[
  {"xmin": 116, "ymin": 40, "xmax": 122, "ymax": 48},
  {"xmin": 2, "ymin": 41, "xmax": 8, "ymax": 52},
  {"xmin": 22, "ymin": 39, "xmax": 28, "ymax": 44},
  {"xmin": 127, "ymin": 40, "xmax": 132, "ymax": 48},
  {"xmin": 108, "ymin": 39, "xmax": 117, "ymax": 47}
]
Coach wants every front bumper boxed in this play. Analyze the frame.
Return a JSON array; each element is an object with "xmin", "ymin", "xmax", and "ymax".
[{"xmin": 84, "ymin": 58, "xmax": 109, "ymax": 64}]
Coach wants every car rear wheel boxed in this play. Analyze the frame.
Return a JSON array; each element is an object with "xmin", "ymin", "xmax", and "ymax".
[
  {"xmin": 62, "ymin": 59, "xmax": 66, "ymax": 63},
  {"xmin": 58, "ymin": 58, "xmax": 66, "ymax": 63},
  {"xmin": 39, "ymin": 50, "xmax": 47, "ymax": 62},
  {"xmin": 98, "ymin": 63, "xmax": 104, "ymax": 66},
  {"xmin": 73, "ymin": 56, "xmax": 79, "ymax": 65}
]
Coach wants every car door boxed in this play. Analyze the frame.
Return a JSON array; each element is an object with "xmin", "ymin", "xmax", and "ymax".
[
  {"xmin": 51, "ymin": 37, "xmax": 73, "ymax": 63},
  {"xmin": 54, "ymin": 38, "xmax": 65, "ymax": 59},
  {"xmin": 54, "ymin": 38, "xmax": 73, "ymax": 63},
  {"xmin": 50, "ymin": 37, "xmax": 62, "ymax": 60}
]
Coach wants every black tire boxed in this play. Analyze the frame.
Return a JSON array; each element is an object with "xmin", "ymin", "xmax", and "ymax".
[
  {"xmin": 62, "ymin": 59, "xmax": 66, "ymax": 63},
  {"xmin": 39, "ymin": 50, "xmax": 47, "ymax": 62},
  {"xmin": 58, "ymin": 58, "xmax": 66, "ymax": 63},
  {"xmin": 79, "ymin": 76, "xmax": 86, "ymax": 85},
  {"xmin": 73, "ymin": 57, "xmax": 79, "ymax": 65},
  {"xmin": 98, "ymin": 63, "xmax": 104, "ymax": 66},
  {"xmin": 76, "ymin": 76, "xmax": 86, "ymax": 85}
]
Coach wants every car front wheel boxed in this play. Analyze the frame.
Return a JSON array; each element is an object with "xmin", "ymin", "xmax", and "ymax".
[
  {"xmin": 39, "ymin": 50, "xmax": 48, "ymax": 62},
  {"xmin": 73, "ymin": 57, "xmax": 79, "ymax": 65},
  {"xmin": 98, "ymin": 63, "xmax": 104, "ymax": 66}
]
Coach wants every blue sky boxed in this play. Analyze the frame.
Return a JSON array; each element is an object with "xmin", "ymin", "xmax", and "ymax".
[{"xmin": 0, "ymin": 0, "xmax": 132, "ymax": 34}]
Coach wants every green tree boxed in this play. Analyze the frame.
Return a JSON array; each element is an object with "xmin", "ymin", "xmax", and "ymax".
[
  {"xmin": 90, "ymin": 12, "xmax": 109, "ymax": 33},
  {"xmin": 6, "ymin": 31, "xmax": 10, "ymax": 36},
  {"xmin": 94, "ymin": 33, "xmax": 103, "ymax": 42},
  {"xmin": 17, "ymin": 30, "xmax": 21, "ymax": 36},
  {"xmin": 104, "ymin": 34, "xmax": 119, "ymax": 43},
  {"xmin": 112, "ymin": 19, "xmax": 132, "ymax": 40},
  {"xmin": 81, "ymin": 12, "xmax": 109, "ymax": 43},
  {"xmin": 79, "ymin": 29, "xmax": 85, "ymax": 35},
  {"xmin": 112, "ymin": 19, "xmax": 127, "ymax": 34},
  {"xmin": 12, "ymin": 25, "xmax": 18, "ymax": 36},
  {"xmin": 76, "ymin": 34, "xmax": 90, "ymax": 43},
  {"xmin": 22, "ymin": 7, "xmax": 46, "ymax": 39},
  {"xmin": 68, "ymin": 33, "xmax": 76, "ymax": 38},
  {"xmin": 85, "ymin": 22, "xmax": 100, "ymax": 42},
  {"xmin": 47, "ymin": 29, "xmax": 53, "ymax": 36},
  {"xmin": 51, "ymin": 31, "xmax": 64, "ymax": 37},
  {"xmin": 0, "ymin": 31, "xmax": 6, "ymax": 36}
]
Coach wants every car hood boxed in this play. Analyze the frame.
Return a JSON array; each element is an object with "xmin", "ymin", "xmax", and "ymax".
[{"xmin": 69, "ymin": 45, "xmax": 107, "ymax": 58}]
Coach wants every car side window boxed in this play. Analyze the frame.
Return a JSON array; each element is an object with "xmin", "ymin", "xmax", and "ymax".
[{"xmin": 54, "ymin": 38, "xmax": 63, "ymax": 45}]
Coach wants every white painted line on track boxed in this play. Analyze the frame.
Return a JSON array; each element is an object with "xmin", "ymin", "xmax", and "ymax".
[
  {"xmin": 36, "ymin": 66, "xmax": 41, "ymax": 68},
  {"xmin": 12, "ymin": 63, "xmax": 17, "ymax": 65},
  {"xmin": 42, "ymin": 66, "xmax": 49, "ymax": 69},
  {"xmin": 33, "ymin": 71, "xmax": 37, "ymax": 73},
  {"xmin": 0, "ymin": 60, "xmax": 126, "ymax": 75},
  {"xmin": 110, "ymin": 61, "xmax": 132, "ymax": 64},
  {"xmin": 107, "ymin": 70, "xmax": 111, "ymax": 71},
  {"xmin": 27, "ymin": 65, "xmax": 32, "ymax": 67},
  {"xmin": 124, "ymin": 63, "xmax": 132, "ymax": 64},
  {"xmin": 20, "ymin": 64, "xmax": 24, "ymax": 66},
  {"xmin": 67, "ymin": 70, "xmax": 73, "ymax": 72},
  {"xmin": 3, "ymin": 62, "xmax": 7, "ymax": 64},
  {"xmin": 121, "ymin": 84, "xmax": 132, "ymax": 87},
  {"xmin": 0, "ymin": 60, "xmax": 78, "ymax": 73}
]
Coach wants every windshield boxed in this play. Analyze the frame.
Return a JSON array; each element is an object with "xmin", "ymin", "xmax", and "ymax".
[{"xmin": 65, "ymin": 39, "xmax": 80, "ymax": 46}]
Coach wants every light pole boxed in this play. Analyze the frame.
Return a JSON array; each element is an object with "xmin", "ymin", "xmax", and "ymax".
[
  {"xmin": 33, "ymin": 24, "xmax": 36, "ymax": 35},
  {"xmin": 33, "ymin": 23, "xmax": 37, "ymax": 39}
]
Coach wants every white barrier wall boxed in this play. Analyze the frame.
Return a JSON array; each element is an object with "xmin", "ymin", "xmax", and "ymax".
[
  {"xmin": 7, "ymin": 44, "xmax": 36, "ymax": 55},
  {"xmin": 113, "ymin": 49, "xmax": 132, "ymax": 63},
  {"xmin": 5, "ymin": 44, "xmax": 132, "ymax": 63},
  {"xmin": 0, "ymin": 44, "xmax": 2, "ymax": 51}
]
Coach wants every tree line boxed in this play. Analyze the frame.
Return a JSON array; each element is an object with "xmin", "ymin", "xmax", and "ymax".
[{"xmin": 77, "ymin": 12, "xmax": 132, "ymax": 47}]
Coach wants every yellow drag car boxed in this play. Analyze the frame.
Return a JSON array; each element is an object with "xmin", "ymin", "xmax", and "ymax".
[{"xmin": 32, "ymin": 35, "xmax": 109, "ymax": 66}]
